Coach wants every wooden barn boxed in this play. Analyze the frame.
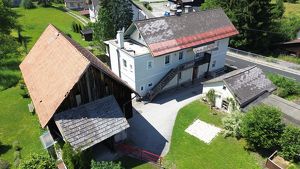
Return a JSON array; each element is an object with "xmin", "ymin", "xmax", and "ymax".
[{"xmin": 19, "ymin": 24, "xmax": 138, "ymax": 150}]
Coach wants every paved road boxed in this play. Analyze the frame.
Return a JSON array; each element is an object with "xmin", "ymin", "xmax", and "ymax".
[{"xmin": 226, "ymin": 55, "xmax": 300, "ymax": 82}]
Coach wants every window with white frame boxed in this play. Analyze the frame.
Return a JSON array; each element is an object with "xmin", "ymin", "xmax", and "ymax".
[
  {"xmin": 165, "ymin": 55, "xmax": 170, "ymax": 65},
  {"xmin": 212, "ymin": 60, "xmax": 216, "ymax": 67},
  {"xmin": 123, "ymin": 59, "xmax": 127, "ymax": 68},
  {"xmin": 147, "ymin": 61, "xmax": 153, "ymax": 69},
  {"xmin": 148, "ymin": 83, "xmax": 152, "ymax": 87},
  {"xmin": 179, "ymin": 52, "xmax": 183, "ymax": 60},
  {"xmin": 138, "ymin": 33, "xmax": 142, "ymax": 39},
  {"xmin": 140, "ymin": 86, "xmax": 144, "ymax": 91}
]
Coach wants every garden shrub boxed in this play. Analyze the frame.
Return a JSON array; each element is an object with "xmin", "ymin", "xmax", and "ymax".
[
  {"xmin": 222, "ymin": 112, "xmax": 243, "ymax": 138},
  {"xmin": 91, "ymin": 160, "xmax": 122, "ymax": 169},
  {"xmin": 62, "ymin": 142, "xmax": 92, "ymax": 169},
  {"xmin": 18, "ymin": 153, "xmax": 55, "ymax": 169},
  {"xmin": 0, "ymin": 159, "xmax": 10, "ymax": 169},
  {"xmin": 22, "ymin": 0, "xmax": 35, "ymax": 9},
  {"xmin": 280, "ymin": 126, "xmax": 300, "ymax": 162},
  {"xmin": 241, "ymin": 104, "xmax": 284, "ymax": 150},
  {"xmin": 268, "ymin": 74, "xmax": 300, "ymax": 98},
  {"xmin": 206, "ymin": 89, "xmax": 216, "ymax": 107}
]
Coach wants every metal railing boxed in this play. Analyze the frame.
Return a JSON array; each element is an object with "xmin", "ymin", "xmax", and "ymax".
[
  {"xmin": 228, "ymin": 47, "xmax": 266, "ymax": 59},
  {"xmin": 117, "ymin": 144, "xmax": 163, "ymax": 166}
]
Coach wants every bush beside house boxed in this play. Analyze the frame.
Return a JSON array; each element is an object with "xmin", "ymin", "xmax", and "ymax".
[
  {"xmin": 241, "ymin": 105, "xmax": 285, "ymax": 150},
  {"xmin": 280, "ymin": 126, "xmax": 300, "ymax": 162}
]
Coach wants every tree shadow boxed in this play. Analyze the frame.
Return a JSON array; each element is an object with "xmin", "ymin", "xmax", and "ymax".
[{"xmin": 0, "ymin": 144, "xmax": 12, "ymax": 155}]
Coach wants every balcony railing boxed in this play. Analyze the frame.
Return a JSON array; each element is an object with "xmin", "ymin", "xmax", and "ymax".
[{"xmin": 144, "ymin": 54, "xmax": 211, "ymax": 101}]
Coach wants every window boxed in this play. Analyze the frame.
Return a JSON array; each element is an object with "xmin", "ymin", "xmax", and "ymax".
[
  {"xmin": 178, "ymin": 72, "xmax": 182, "ymax": 80},
  {"xmin": 148, "ymin": 83, "xmax": 152, "ymax": 87},
  {"xmin": 179, "ymin": 52, "xmax": 183, "ymax": 60},
  {"xmin": 223, "ymin": 85, "xmax": 226, "ymax": 90},
  {"xmin": 123, "ymin": 59, "xmax": 127, "ymax": 68},
  {"xmin": 130, "ymin": 64, "xmax": 133, "ymax": 72},
  {"xmin": 212, "ymin": 60, "xmax": 216, "ymax": 67},
  {"xmin": 147, "ymin": 61, "xmax": 153, "ymax": 69},
  {"xmin": 138, "ymin": 33, "xmax": 142, "ymax": 39},
  {"xmin": 165, "ymin": 55, "xmax": 170, "ymax": 64},
  {"xmin": 140, "ymin": 86, "xmax": 144, "ymax": 91}
]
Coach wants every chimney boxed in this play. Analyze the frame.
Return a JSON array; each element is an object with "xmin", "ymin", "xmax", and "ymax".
[
  {"xmin": 117, "ymin": 29, "xmax": 124, "ymax": 48},
  {"xmin": 184, "ymin": 5, "xmax": 192, "ymax": 13}
]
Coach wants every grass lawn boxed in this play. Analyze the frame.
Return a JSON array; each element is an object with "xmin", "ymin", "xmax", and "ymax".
[
  {"xmin": 13, "ymin": 4, "xmax": 90, "ymax": 50},
  {"xmin": 164, "ymin": 101, "xmax": 265, "ymax": 169},
  {"xmin": 0, "ymin": 87, "xmax": 45, "ymax": 166},
  {"xmin": 284, "ymin": 0, "xmax": 300, "ymax": 17}
]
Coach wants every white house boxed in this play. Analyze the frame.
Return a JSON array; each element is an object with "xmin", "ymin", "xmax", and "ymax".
[
  {"xmin": 64, "ymin": 0, "xmax": 86, "ymax": 10},
  {"xmin": 202, "ymin": 66, "xmax": 277, "ymax": 112},
  {"xmin": 88, "ymin": 0, "xmax": 147, "ymax": 22},
  {"xmin": 105, "ymin": 9, "xmax": 239, "ymax": 101}
]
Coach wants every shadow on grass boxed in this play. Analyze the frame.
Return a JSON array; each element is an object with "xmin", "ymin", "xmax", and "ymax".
[
  {"xmin": 0, "ymin": 144, "xmax": 12, "ymax": 155},
  {"xmin": 117, "ymin": 156, "xmax": 156, "ymax": 169},
  {"xmin": 244, "ymin": 145, "xmax": 275, "ymax": 159},
  {"xmin": 0, "ymin": 70, "xmax": 21, "ymax": 91}
]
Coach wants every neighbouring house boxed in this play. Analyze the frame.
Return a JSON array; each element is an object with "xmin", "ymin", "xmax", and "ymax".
[
  {"xmin": 88, "ymin": 0, "xmax": 147, "ymax": 23},
  {"xmin": 105, "ymin": 9, "xmax": 238, "ymax": 101},
  {"xmin": 19, "ymin": 24, "xmax": 138, "ymax": 151},
  {"xmin": 64, "ymin": 0, "xmax": 86, "ymax": 10},
  {"xmin": 277, "ymin": 39, "xmax": 300, "ymax": 57},
  {"xmin": 202, "ymin": 66, "xmax": 276, "ymax": 112},
  {"xmin": 80, "ymin": 28, "xmax": 93, "ymax": 41}
]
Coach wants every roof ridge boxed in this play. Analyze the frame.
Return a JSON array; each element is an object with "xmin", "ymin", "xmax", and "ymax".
[
  {"xmin": 48, "ymin": 24, "xmax": 91, "ymax": 64},
  {"xmin": 223, "ymin": 66, "xmax": 256, "ymax": 80},
  {"xmin": 133, "ymin": 8, "xmax": 223, "ymax": 24}
]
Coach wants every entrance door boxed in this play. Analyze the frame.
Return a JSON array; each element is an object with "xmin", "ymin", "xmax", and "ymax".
[{"xmin": 192, "ymin": 66, "xmax": 198, "ymax": 83}]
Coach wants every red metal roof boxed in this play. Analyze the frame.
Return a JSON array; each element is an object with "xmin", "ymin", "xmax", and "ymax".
[{"xmin": 149, "ymin": 25, "xmax": 238, "ymax": 57}]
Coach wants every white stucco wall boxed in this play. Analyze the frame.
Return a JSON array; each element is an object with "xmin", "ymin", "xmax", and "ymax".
[
  {"xmin": 107, "ymin": 34, "xmax": 230, "ymax": 96},
  {"xmin": 297, "ymin": 30, "xmax": 300, "ymax": 39},
  {"xmin": 203, "ymin": 81, "xmax": 236, "ymax": 112},
  {"xmin": 209, "ymin": 38, "xmax": 229, "ymax": 72},
  {"xmin": 130, "ymin": 29, "xmax": 147, "ymax": 45}
]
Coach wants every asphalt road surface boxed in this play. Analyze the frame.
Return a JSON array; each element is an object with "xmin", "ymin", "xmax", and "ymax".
[{"xmin": 226, "ymin": 55, "xmax": 300, "ymax": 82}]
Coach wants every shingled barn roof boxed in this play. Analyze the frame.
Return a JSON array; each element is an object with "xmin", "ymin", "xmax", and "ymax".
[
  {"xmin": 54, "ymin": 95, "xmax": 129, "ymax": 150},
  {"xmin": 20, "ymin": 24, "xmax": 136, "ymax": 128},
  {"xmin": 134, "ymin": 8, "xmax": 238, "ymax": 57},
  {"xmin": 204, "ymin": 66, "xmax": 276, "ymax": 107}
]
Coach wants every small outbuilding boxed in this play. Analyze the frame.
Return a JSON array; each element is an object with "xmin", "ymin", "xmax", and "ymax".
[
  {"xmin": 277, "ymin": 39, "xmax": 300, "ymax": 57},
  {"xmin": 202, "ymin": 66, "xmax": 276, "ymax": 112},
  {"xmin": 80, "ymin": 28, "xmax": 93, "ymax": 41}
]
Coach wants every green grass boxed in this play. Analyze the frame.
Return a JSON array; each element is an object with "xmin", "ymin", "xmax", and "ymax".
[
  {"xmin": 117, "ymin": 156, "xmax": 158, "ymax": 169},
  {"xmin": 13, "ymin": 4, "xmax": 90, "ymax": 50},
  {"xmin": 284, "ymin": 0, "xmax": 300, "ymax": 17},
  {"xmin": 0, "ymin": 87, "xmax": 45, "ymax": 166},
  {"xmin": 278, "ymin": 55, "xmax": 300, "ymax": 65},
  {"xmin": 164, "ymin": 101, "xmax": 265, "ymax": 169}
]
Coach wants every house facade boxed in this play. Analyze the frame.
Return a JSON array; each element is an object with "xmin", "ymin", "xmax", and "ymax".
[
  {"xmin": 105, "ymin": 9, "xmax": 238, "ymax": 100},
  {"xmin": 202, "ymin": 66, "xmax": 277, "ymax": 112},
  {"xmin": 20, "ymin": 25, "xmax": 138, "ymax": 151},
  {"xmin": 64, "ymin": 0, "xmax": 86, "ymax": 10},
  {"xmin": 88, "ymin": 0, "xmax": 147, "ymax": 22}
]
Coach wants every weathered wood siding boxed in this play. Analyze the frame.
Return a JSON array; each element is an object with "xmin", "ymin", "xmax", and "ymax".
[{"xmin": 48, "ymin": 65, "xmax": 133, "ymax": 139}]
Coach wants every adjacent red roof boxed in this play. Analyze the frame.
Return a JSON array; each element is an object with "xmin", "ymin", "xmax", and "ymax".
[{"xmin": 134, "ymin": 8, "xmax": 238, "ymax": 57}]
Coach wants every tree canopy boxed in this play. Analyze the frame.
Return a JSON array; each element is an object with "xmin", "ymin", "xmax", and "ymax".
[
  {"xmin": 0, "ymin": 0, "xmax": 18, "ymax": 34},
  {"xmin": 94, "ymin": 0, "xmax": 133, "ymax": 42},
  {"xmin": 201, "ymin": 0, "xmax": 286, "ymax": 52}
]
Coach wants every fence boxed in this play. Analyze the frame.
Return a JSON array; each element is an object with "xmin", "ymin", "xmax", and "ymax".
[
  {"xmin": 116, "ymin": 143, "xmax": 163, "ymax": 167},
  {"xmin": 228, "ymin": 47, "xmax": 266, "ymax": 59}
]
